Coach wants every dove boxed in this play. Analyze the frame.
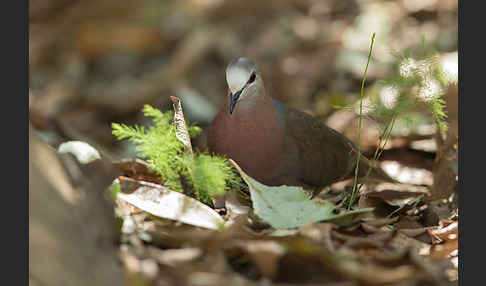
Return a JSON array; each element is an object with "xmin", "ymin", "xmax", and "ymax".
[{"xmin": 206, "ymin": 57, "xmax": 392, "ymax": 189}]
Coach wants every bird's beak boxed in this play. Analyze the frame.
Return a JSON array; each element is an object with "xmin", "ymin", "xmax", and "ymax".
[{"xmin": 229, "ymin": 88, "xmax": 243, "ymax": 114}]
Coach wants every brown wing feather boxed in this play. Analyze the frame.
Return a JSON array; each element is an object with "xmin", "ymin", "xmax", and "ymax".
[{"xmin": 285, "ymin": 107, "xmax": 358, "ymax": 187}]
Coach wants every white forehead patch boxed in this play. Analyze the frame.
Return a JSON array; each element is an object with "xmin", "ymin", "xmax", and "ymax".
[{"xmin": 226, "ymin": 66, "xmax": 251, "ymax": 94}]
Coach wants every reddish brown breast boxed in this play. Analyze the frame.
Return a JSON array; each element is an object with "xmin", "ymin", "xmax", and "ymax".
[{"xmin": 207, "ymin": 98, "xmax": 288, "ymax": 185}]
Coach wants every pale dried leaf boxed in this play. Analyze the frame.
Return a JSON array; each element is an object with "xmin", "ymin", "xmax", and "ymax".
[
  {"xmin": 170, "ymin": 95, "xmax": 193, "ymax": 155},
  {"xmin": 116, "ymin": 180, "xmax": 224, "ymax": 230}
]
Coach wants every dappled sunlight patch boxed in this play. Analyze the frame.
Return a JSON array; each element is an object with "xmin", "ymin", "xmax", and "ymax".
[{"xmin": 440, "ymin": 51, "xmax": 458, "ymax": 84}]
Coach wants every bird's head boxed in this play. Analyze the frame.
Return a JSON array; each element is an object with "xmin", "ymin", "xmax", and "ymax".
[{"xmin": 225, "ymin": 57, "xmax": 263, "ymax": 114}]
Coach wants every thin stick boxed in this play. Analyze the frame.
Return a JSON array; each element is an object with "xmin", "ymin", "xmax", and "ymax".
[{"xmin": 348, "ymin": 33, "xmax": 376, "ymax": 210}]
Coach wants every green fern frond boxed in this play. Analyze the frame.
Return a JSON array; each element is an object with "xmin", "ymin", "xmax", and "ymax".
[
  {"xmin": 112, "ymin": 123, "xmax": 146, "ymax": 141},
  {"xmin": 111, "ymin": 104, "xmax": 240, "ymax": 206}
]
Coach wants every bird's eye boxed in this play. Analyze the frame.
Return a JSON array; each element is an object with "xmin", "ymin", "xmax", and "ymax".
[{"xmin": 247, "ymin": 72, "xmax": 256, "ymax": 84}]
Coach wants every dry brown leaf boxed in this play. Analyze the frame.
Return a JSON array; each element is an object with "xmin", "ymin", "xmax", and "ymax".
[
  {"xmin": 361, "ymin": 216, "xmax": 399, "ymax": 228},
  {"xmin": 360, "ymin": 222, "xmax": 380, "ymax": 234},
  {"xmin": 364, "ymin": 183, "xmax": 429, "ymax": 206},
  {"xmin": 332, "ymin": 229, "xmax": 394, "ymax": 249},
  {"xmin": 147, "ymin": 246, "xmax": 203, "ymax": 267},
  {"xmin": 145, "ymin": 222, "xmax": 215, "ymax": 249},
  {"xmin": 427, "ymin": 220, "xmax": 458, "ymax": 244},
  {"xmin": 239, "ymin": 240, "xmax": 286, "ymax": 279},
  {"xmin": 388, "ymin": 232, "xmax": 431, "ymax": 255},
  {"xmin": 114, "ymin": 158, "xmax": 162, "ymax": 184},
  {"xmin": 299, "ymin": 223, "xmax": 335, "ymax": 251}
]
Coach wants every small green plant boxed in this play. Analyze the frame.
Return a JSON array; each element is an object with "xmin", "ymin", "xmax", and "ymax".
[
  {"xmin": 347, "ymin": 34, "xmax": 454, "ymax": 209},
  {"xmin": 112, "ymin": 104, "xmax": 240, "ymax": 205},
  {"xmin": 377, "ymin": 36, "xmax": 451, "ymax": 133}
]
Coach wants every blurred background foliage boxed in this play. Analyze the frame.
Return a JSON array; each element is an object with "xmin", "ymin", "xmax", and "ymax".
[{"xmin": 29, "ymin": 0, "xmax": 458, "ymax": 157}]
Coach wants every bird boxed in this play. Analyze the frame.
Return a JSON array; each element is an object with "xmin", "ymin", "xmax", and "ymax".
[{"xmin": 205, "ymin": 57, "xmax": 393, "ymax": 190}]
